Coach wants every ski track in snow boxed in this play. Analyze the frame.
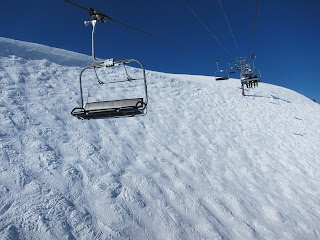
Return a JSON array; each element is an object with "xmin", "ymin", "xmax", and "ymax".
[{"xmin": 1, "ymin": 37, "xmax": 320, "ymax": 239}]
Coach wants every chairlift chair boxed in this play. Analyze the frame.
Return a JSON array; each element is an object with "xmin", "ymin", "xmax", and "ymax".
[
  {"xmin": 215, "ymin": 69, "xmax": 230, "ymax": 80},
  {"xmin": 240, "ymin": 55, "xmax": 261, "ymax": 84},
  {"xmin": 71, "ymin": 13, "xmax": 148, "ymax": 120},
  {"xmin": 240, "ymin": 70, "xmax": 261, "ymax": 84},
  {"xmin": 215, "ymin": 60, "xmax": 230, "ymax": 80},
  {"xmin": 228, "ymin": 62, "xmax": 238, "ymax": 74},
  {"xmin": 237, "ymin": 56, "xmax": 261, "ymax": 95}
]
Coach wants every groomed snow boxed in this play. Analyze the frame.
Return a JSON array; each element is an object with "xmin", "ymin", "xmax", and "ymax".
[{"xmin": 1, "ymin": 37, "xmax": 320, "ymax": 239}]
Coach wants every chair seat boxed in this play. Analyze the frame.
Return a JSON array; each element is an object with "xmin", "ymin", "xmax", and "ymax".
[
  {"xmin": 216, "ymin": 77, "xmax": 229, "ymax": 81},
  {"xmin": 71, "ymin": 98, "xmax": 146, "ymax": 119},
  {"xmin": 84, "ymin": 98, "xmax": 144, "ymax": 111},
  {"xmin": 241, "ymin": 77, "xmax": 261, "ymax": 83}
]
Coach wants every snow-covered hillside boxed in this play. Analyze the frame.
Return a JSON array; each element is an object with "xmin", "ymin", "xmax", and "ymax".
[{"xmin": 1, "ymin": 37, "xmax": 320, "ymax": 240}]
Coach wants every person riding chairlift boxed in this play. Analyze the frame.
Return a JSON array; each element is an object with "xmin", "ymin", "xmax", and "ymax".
[{"xmin": 253, "ymin": 74, "xmax": 258, "ymax": 87}]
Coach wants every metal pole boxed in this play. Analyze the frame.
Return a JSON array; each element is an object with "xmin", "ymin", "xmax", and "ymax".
[
  {"xmin": 85, "ymin": 20, "xmax": 101, "ymax": 63},
  {"xmin": 91, "ymin": 20, "xmax": 100, "ymax": 63},
  {"xmin": 79, "ymin": 66, "xmax": 92, "ymax": 108}
]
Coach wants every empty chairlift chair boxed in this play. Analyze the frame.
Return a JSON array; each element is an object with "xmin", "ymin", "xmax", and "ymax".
[
  {"xmin": 228, "ymin": 62, "xmax": 239, "ymax": 75},
  {"xmin": 215, "ymin": 60, "xmax": 230, "ymax": 80},
  {"xmin": 215, "ymin": 69, "xmax": 230, "ymax": 80},
  {"xmin": 71, "ymin": 13, "xmax": 148, "ymax": 119},
  {"xmin": 71, "ymin": 59, "xmax": 148, "ymax": 119}
]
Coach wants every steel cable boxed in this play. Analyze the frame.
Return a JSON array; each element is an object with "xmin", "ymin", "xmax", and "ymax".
[
  {"xmin": 180, "ymin": 0, "xmax": 233, "ymax": 57},
  {"xmin": 217, "ymin": 0, "xmax": 239, "ymax": 55},
  {"xmin": 62, "ymin": 0, "xmax": 216, "ymax": 62},
  {"xmin": 249, "ymin": 0, "xmax": 260, "ymax": 56}
]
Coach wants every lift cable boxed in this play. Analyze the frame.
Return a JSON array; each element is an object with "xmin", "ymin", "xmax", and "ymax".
[
  {"xmin": 217, "ymin": 0, "xmax": 239, "ymax": 55},
  {"xmin": 180, "ymin": 0, "xmax": 233, "ymax": 57},
  {"xmin": 249, "ymin": 0, "xmax": 260, "ymax": 56},
  {"xmin": 106, "ymin": 17, "xmax": 215, "ymax": 61},
  {"xmin": 63, "ymin": 0, "xmax": 87, "ymax": 11},
  {"xmin": 63, "ymin": 0, "xmax": 216, "ymax": 62}
]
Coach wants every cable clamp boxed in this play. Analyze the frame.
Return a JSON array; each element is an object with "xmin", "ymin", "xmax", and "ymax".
[{"xmin": 89, "ymin": 8, "xmax": 108, "ymax": 23}]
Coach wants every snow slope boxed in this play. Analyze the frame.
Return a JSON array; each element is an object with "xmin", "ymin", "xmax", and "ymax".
[{"xmin": 1, "ymin": 37, "xmax": 320, "ymax": 239}]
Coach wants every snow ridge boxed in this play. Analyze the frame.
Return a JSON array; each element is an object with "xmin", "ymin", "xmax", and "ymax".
[
  {"xmin": 0, "ymin": 37, "xmax": 92, "ymax": 67},
  {"xmin": 1, "ymin": 38, "xmax": 320, "ymax": 239}
]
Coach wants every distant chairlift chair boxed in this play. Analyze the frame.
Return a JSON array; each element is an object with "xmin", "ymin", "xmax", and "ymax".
[
  {"xmin": 71, "ymin": 11, "xmax": 148, "ymax": 120},
  {"xmin": 228, "ymin": 62, "xmax": 238, "ymax": 75},
  {"xmin": 240, "ymin": 68, "xmax": 261, "ymax": 86},
  {"xmin": 215, "ymin": 60, "xmax": 230, "ymax": 81},
  {"xmin": 237, "ymin": 56, "xmax": 261, "ymax": 96}
]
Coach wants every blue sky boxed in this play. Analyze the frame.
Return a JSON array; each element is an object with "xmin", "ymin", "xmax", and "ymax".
[{"xmin": 1, "ymin": 0, "xmax": 319, "ymax": 101}]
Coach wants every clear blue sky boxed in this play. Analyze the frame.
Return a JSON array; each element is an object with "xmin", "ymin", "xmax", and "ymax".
[{"xmin": 1, "ymin": 0, "xmax": 319, "ymax": 101}]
